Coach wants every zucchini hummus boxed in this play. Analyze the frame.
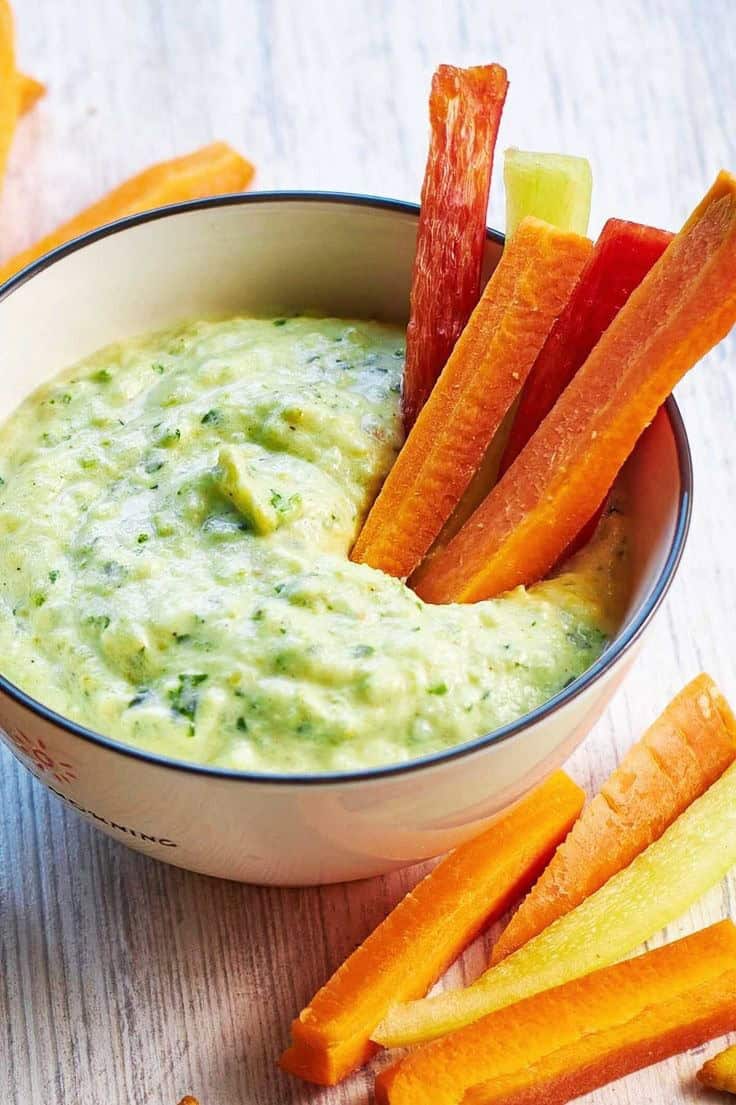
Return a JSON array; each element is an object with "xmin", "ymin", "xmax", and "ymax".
[{"xmin": 0, "ymin": 316, "xmax": 630, "ymax": 773}]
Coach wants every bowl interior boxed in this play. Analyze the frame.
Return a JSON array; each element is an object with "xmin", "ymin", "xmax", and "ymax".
[{"xmin": 0, "ymin": 193, "xmax": 686, "ymax": 660}]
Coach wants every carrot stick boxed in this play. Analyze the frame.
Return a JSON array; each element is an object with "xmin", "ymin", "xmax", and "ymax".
[
  {"xmin": 0, "ymin": 142, "xmax": 255, "ymax": 286},
  {"xmin": 698, "ymin": 1043, "xmax": 736, "ymax": 1093},
  {"xmin": 375, "ymin": 921, "xmax": 736, "ymax": 1105},
  {"xmin": 402, "ymin": 63, "xmax": 508, "ymax": 431},
  {"xmin": 501, "ymin": 219, "xmax": 671, "ymax": 563},
  {"xmin": 413, "ymin": 171, "xmax": 736, "ymax": 603},
  {"xmin": 491, "ymin": 674, "xmax": 736, "ymax": 963},
  {"xmin": 279, "ymin": 771, "xmax": 584, "ymax": 1085},
  {"xmin": 499, "ymin": 218, "xmax": 672, "ymax": 476},
  {"xmin": 17, "ymin": 72, "xmax": 45, "ymax": 115},
  {"xmin": 0, "ymin": 0, "xmax": 19, "ymax": 189},
  {"xmin": 0, "ymin": 8, "xmax": 42, "ymax": 194},
  {"xmin": 351, "ymin": 218, "xmax": 591, "ymax": 580},
  {"xmin": 374, "ymin": 756, "xmax": 736, "ymax": 1048}
]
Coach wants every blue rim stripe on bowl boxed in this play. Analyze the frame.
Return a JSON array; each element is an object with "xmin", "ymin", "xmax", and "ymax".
[{"xmin": 0, "ymin": 191, "xmax": 693, "ymax": 786}]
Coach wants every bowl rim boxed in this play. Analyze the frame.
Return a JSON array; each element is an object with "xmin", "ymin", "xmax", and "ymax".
[{"xmin": 0, "ymin": 189, "xmax": 693, "ymax": 787}]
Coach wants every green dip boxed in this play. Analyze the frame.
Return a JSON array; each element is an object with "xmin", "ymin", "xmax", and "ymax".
[{"xmin": 0, "ymin": 316, "xmax": 630, "ymax": 773}]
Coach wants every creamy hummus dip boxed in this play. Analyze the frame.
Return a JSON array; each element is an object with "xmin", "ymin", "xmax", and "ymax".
[{"xmin": 0, "ymin": 316, "xmax": 629, "ymax": 773}]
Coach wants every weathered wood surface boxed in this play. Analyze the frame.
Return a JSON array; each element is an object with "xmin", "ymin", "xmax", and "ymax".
[{"xmin": 2, "ymin": 1, "xmax": 736, "ymax": 1102}]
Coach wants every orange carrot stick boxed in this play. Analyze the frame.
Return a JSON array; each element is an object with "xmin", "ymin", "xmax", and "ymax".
[
  {"xmin": 0, "ymin": 142, "xmax": 255, "ymax": 286},
  {"xmin": 491, "ymin": 675, "xmax": 736, "ymax": 963},
  {"xmin": 499, "ymin": 219, "xmax": 672, "ymax": 561},
  {"xmin": 375, "ymin": 921, "xmax": 736, "ymax": 1105},
  {"xmin": 499, "ymin": 219, "xmax": 673, "ymax": 476},
  {"xmin": 279, "ymin": 771, "xmax": 584, "ymax": 1085},
  {"xmin": 0, "ymin": 0, "xmax": 18, "ymax": 189},
  {"xmin": 351, "ymin": 218, "xmax": 591, "ymax": 580},
  {"xmin": 402, "ymin": 63, "xmax": 508, "ymax": 431},
  {"xmin": 413, "ymin": 170, "xmax": 736, "ymax": 603},
  {"xmin": 17, "ymin": 72, "xmax": 45, "ymax": 115}
]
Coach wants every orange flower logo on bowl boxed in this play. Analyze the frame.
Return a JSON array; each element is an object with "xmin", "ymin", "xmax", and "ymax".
[{"xmin": 6, "ymin": 727, "xmax": 77, "ymax": 784}]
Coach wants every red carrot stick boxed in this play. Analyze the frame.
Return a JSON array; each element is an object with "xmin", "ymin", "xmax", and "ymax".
[
  {"xmin": 402, "ymin": 63, "xmax": 508, "ymax": 431},
  {"xmin": 501, "ymin": 218, "xmax": 672, "ymax": 562},
  {"xmin": 352, "ymin": 218, "xmax": 591, "ymax": 580}
]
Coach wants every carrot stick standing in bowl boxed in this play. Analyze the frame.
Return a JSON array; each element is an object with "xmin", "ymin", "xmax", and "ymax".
[
  {"xmin": 402, "ymin": 63, "xmax": 508, "ymax": 431},
  {"xmin": 0, "ymin": 142, "xmax": 255, "ymax": 286},
  {"xmin": 351, "ymin": 218, "xmax": 591, "ymax": 580},
  {"xmin": 413, "ymin": 170, "xmax": 736, "ymax": 603},
  {"xmin": 504, "ymin": 147, "xmax": 593, "ymax": 237}
]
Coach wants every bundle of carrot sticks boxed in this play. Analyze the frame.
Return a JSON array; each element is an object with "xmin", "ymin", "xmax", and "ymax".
[
  {"xmin": 281, "ymin": 674, "xmax": 736, "ymax": 1102},
  {"xmin": 352, "ymin": 62, "xmax": 736, "ymax": 603},
  {"xmin": 0, "ymin": 0, "xmax": 254, "ymax": 287}
]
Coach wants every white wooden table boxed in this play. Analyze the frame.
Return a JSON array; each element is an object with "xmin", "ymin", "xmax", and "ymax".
[{"xmin": 2, "ymin": 2, "xmax": 736, "ymax": 1102}]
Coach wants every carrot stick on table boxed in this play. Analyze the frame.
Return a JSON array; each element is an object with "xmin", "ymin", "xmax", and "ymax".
[
  {"xmin": 401, "ymin": 63, "xmax": 508, "ymax": 431},
  {"xmin": 375, "ymin": 753, "xmax": 736, "ymax": 1049},
  {"xmin": 351, "ymin": 218, "xmax": 591, "ymax": 580},
  {"xmin": 413, "ymin": 170, "xmax": 736, "ymax": 604},
  {"xmin": 698, "ymin": 1043, "xmax": 736, "ymax": 1093},
  {"xmin": 279, "ymin": 771, "xmax": 584, "ymax": 1085},
  {"xmin": 0, "ymin": 0, "xmax": 19, "ymax": 189},
  {"xmin": 0, "ymin": 142, "xmax": 255, "ymax": 286},
  {"xmin": 491, "ymin": 674, "xmax": 736, "ymax": 963},
  {"xmin": 375, "ymin": 921, "xmax": 736, "ymax": 1105},
  {"xmin": 17, "ymin": 72, "xmax": 45, "ymax": 115}
]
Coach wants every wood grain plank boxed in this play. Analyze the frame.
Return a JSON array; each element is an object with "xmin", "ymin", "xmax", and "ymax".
[{"xmin": 2, "ymin": 2, "xmax": 736, "ymax": 1103}]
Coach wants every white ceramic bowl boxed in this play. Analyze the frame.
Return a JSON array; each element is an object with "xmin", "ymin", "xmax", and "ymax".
[{"xmin": 0, "ymin": 193, "xmax": 691, "ymax": 886}]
